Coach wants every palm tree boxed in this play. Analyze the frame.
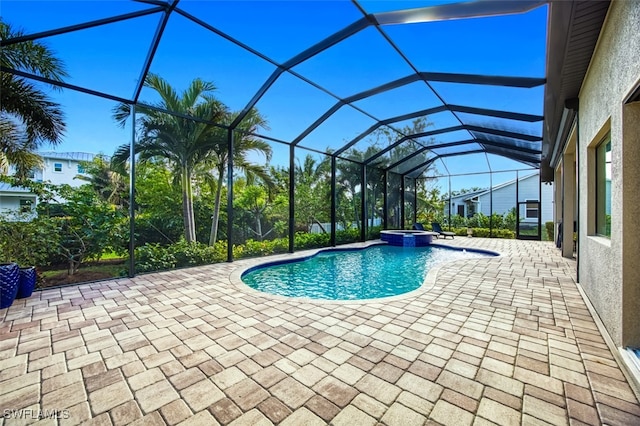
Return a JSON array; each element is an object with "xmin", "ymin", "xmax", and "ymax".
[
  {"xmin": 112, "ymin": 73, "xmax": 226, "ymax": 243},
  {"xmin": 75, "ymin": 155, "xmax": 128, "ymax": 208},
  {"xmin": 294, "ymin": 154, "xmax": 330, "ymax": 232},
  {"xmin": 0, "ymin": 20, "xmax": 67, "ymax": 177},
  {"xmin": 207, "ymin": 109, "xmax": 272, "ymax": 246}
]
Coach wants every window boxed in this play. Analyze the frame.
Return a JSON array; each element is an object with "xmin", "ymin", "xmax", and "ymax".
[
  {"xmin": 19, "ymin": 199, "xmax": 33, "ymax": 213},
  {"xmin": 77, "ymin": 164, "xmax": 86, "ymax": 174},
  {"xmin": 596, "ymin": 134, "xmax": 611, "ymax": 237},
  {"xmin": 526, "ymin": 201, "xmax": 539, "ymax": 219},
  {"xmin": 53, "ymin": 162, "xmax": 63, "ymax": 172}
]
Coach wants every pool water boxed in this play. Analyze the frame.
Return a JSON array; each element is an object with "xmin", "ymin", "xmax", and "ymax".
[{"xmin": 242, "ymin": 244, "xmax": 495, "ymax": 300}]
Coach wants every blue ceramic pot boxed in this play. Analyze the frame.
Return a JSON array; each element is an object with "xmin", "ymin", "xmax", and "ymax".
[
  {"xmin": 0, "ymin": 263, "xmax": 20, "ymax": 309},
  {"xmin": 17, "ymin": 266, "xmax": 37, "ymax": 299}
]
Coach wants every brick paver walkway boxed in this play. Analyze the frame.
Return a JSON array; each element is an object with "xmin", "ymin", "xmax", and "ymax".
[{"xmin": 1, "ymin": 239, "xmax": 639, "ymax": 425}]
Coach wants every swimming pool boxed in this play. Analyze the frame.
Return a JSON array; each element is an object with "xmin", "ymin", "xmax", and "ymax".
[{"xmin": 241, "ymin": 244, "xmax": 496, "ymax": 300}]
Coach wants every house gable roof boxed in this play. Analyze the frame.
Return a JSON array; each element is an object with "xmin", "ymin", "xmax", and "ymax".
[
  {"xmin": 38, "ymin": 152, "xmax": 98, "ymax": 162},
  {"xmin": 446, "ymin": 172, "xmax": 539, "ymax": 202}
]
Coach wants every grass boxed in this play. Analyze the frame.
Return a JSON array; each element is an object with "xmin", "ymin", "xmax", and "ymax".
[{"xmin": 99, "ymin": 251, "xmax": 126, "ymax": 260}]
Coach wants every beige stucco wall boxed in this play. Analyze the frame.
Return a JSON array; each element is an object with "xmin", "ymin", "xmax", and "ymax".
[{"xmin": 578, "ymin": 0, "xmax": 640, "ymax": 347}]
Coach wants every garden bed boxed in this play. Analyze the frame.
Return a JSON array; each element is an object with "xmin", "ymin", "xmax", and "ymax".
[{"xmin": 38, "ymin": 261, "xmax": 125, "ymax": 288}]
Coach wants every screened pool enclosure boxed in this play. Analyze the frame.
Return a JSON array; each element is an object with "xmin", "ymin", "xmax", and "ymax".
[{"xmin": 0, "ymin": 0, "xmax": 549, "ymax": 281}]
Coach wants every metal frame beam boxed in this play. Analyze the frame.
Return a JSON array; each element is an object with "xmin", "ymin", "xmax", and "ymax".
[
  {"xmin": 373, "ymin": 0, "xmax": 545, "ymax": 25},
  {"xmin": 229, "ymin": 17, "xmax": 373, "ymax": 130},
  {"xmin": 0, "ymin": 7, "xmax": 165, "ymax": 47},
  {"xmin": 132, "ymin": 0, "xmax": 179, "ymax": 102},
  {"xmin": 292, "ymin": 71, "xmax": 544, "ymax": 150},
  {"xmin": 365, "ymin": 124, "xmax": 541, "ymax": 168}
]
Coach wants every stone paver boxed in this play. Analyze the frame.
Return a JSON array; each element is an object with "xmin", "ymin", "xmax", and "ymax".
[{"xmin": 1, "ymin": 239, "xmax": 639, "ymax": 424}]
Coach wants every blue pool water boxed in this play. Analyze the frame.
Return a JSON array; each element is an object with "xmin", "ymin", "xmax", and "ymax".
[{"xmin": 242, "ymin": 244, "xmax": 495, "ymax": 300}]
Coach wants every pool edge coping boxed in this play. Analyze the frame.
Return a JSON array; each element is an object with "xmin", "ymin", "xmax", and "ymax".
[{"xmin": 228, "ymin": 240, "xmax": 503, "ymax": 305}]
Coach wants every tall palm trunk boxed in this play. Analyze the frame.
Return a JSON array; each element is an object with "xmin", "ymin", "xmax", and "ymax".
[
  {"xmin": 181, "ymin": 166, "xmax": 196, "ymax": 242},
  {"xmin": 255, "ymin": 214, "xmax": 263, "ymax": 241},
  {"xmin": 209, "ymin": 163, "xmax": 225, "ymax": 246}
]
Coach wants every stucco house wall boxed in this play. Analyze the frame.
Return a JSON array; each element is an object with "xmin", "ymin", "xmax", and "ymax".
[
  {"xmin": 0, "ymin": 183, "xmax": 37, "ymax": 220},
  {"xmin": 577, "ymin": 0, "xmax": 640, "ymax": 346},
  {"xmin": 1, "ymin": 152, "xmax": 97, "ymax": 219}
]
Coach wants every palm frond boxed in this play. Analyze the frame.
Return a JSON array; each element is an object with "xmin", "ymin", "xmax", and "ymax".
[
  {"xmin": 182, "ymin": 78, "xmax": 217, "ymax": 109},
  {"xmin": 0, "ymin": 20, "xmax": 68, "ymax": 84},
  {"xmin": 111, "ymin": 103, "xmax": 132, "ymax": 129},
  {"xmin": 145, "ymin": 73, "xmax": 181, "ymax": 113},
  {"xmin": 0, "ymin": 74, "xmax": 66, "ymax": 145}
]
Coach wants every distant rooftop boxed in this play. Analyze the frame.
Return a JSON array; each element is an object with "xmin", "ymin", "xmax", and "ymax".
[
  {"xmin": 38, "ymin": 152, "xmax": 103, "ymax": 162},
  {"xmin": 0, "ymin": 182, "xmax": 31, "ymax": 193}
]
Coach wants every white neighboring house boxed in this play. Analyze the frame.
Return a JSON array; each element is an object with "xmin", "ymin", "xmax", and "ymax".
[
  {"xmin": 444, "ymin": 173, "xmax": 554, "ymax": 225},
  {"xmin": 0, "ymin": 152, "xmax": 97, "ymax": 219}
]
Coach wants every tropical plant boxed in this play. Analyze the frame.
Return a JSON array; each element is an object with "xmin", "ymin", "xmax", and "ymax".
[
  {"xmin": 234, "ymin": 184, "xmax": 286, "ymax": 241},
  {"xmin": 76, "ymin": 155, "xmax": 128, "ymax": 207},
  {"xmin": 58, "ymin": 184, "xmax": 127, "ymax": 274},
  {"xmin": 112, "ymin": 73, "xmax": 226, "ymax": 243},
  {"xmin": 293, "ymin": 154, "xmax": 330, "ymax": 233},
  {"xmin": 0, "ymin": 20, "xmax": 67, "ymax": 179},
  {"xmin": 133, "ymin": 161, "xmax": 184, "ymax": 245},
  {"xmin": 205, "ymin": 109, "xmax": 272, "ymax": 246},
  {"xmin": 336, "ymin": 157, "xmax": 363, "ymax": 230},
  {"xmin": 416, "ymin": 186, "xmax": 445, "ymax": 224},
  {"xmin": 0, "ymin": 215, "xmax": 60, "ymax": 266}
]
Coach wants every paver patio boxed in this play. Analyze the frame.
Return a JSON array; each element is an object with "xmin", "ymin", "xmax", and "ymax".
[{"xmin": 1, "ymin": 238, "xmax": 639, "ymax": 425}]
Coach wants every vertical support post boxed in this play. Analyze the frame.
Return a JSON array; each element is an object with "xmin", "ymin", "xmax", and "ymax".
[
  {"xmin": 538, "ymin": 172, "xmax": 542, "ymax": 240},
  {"xmin": 330, "ymin": 156, "xmax": 336, "ymax": 247},
  {"xmin": 383, "ymin": 172, "xmax": 388, "ymax": 229},
  {"xmin": 128, "ymin": 105, "xmax": 136, "ymax": 278},
  {"xmin": 400, "ymin": 176, "xmax": 405, "ymax": 229},
  {"xmin": 361, "ymin": 164, "xmax": 366, "ymax": 242},
  {"xmin": 516, "ymin": 170, "xmax": 520, "ymax": 239},
  {"xmin": 226, "ymin": 129, "xmax": 234, "ymax": 262},
  {"xmin": 413, "ymin": 178, "xmax": 418, "ymax": 225},
  {"xmin": 448, "ymin": 175, "xmax": 452, "ymax": 230},
  {"xmin": 289, "ymin": 145, "xmax": 295, "ymax": 253},
  {"xmin": 489, "ymin": 172, "xmax": 493, "ymax": 238},
  {"xmin": 575, "ymin": 108, "xmax": 580, "ymax": 282},
  {"xmin": 562, "ymin": 153, "xmax": 576, "ymax": 258}
]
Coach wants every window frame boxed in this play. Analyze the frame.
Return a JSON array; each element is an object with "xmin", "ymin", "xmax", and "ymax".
[
  {"xmin": 525, "ymin": 200, "xmax": 539, "ymax": 219},
  {"xmin": 19, "ymin": 199, "xmax": 33, "ymax": 213},
  {"xmin": 53, "ymin": 162, "xmax": 63, "ymax": 172},
  {"xmin": 595, "ymin": 133, "xmax": 612, "ymax": 237}
]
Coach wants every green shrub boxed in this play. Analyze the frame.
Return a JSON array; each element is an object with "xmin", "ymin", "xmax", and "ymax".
[
  {"xmin": 466, "ymin": 213, "xmax": 490, "ymax": 228},
  {"xmin": 449, "ymin": 227, "xmax": 515, "ymax": 239},
  {"xmin": 491, "ymin": 229, "xmax": 516, "ymax": 239},
  {"xmin": 294, "ymin": 232, "xmax": 330, "ymax": 250},
  {"xmin": 367, "ymin": 225, "xmax": 381, "ymax": 239},
  {"xmin": 336, "ymin": 228, "xmax": 360, "ymax": 245},
  {"xmin": 503, "ymin": 208, "xmax": 517, "ymax": 231},
  {"xmin": 0, "ymin": 216, "xmax": 61, "ymax": 266},
  {"xmin": 134, "ymin": 239, "xmax": 225, "ymax": 273},
  {"xmin": 169, "ymin": 240, "xmax": 222, "ymax": 266},
  {"xmin": 545, "ymin": 221, "xmax": 554, "ymax": 241},
  {"xmin": 134, "ymin": 243, "xmax": 177, "ymax": 273}
]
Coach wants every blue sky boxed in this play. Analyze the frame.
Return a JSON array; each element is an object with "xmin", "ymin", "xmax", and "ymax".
[{"xmin": 3, "ymin": 0, "xmax": 547, "ymax": 191}]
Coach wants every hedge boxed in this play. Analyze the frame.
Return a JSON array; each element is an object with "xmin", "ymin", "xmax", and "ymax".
[{"xmin": 133, "ymin": 226, "xmax": 515, "ymax": 273}]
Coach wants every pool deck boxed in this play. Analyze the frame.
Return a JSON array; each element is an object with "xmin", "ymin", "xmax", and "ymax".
[{"xmin": 1, "ymin": 238, "xmax": 639, "ymax": 425}]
